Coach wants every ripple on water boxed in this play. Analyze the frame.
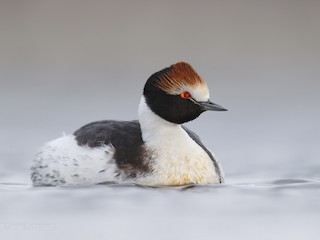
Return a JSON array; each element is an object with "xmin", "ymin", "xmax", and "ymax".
[{"xmin": 1, "ymin": 178, "xmax": 319, "ymax": 192}]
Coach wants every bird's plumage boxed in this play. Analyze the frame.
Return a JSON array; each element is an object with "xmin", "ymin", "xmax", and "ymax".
[{"xmin": 31, "ymin": 61, "xmax": 226, "ymax": 186}]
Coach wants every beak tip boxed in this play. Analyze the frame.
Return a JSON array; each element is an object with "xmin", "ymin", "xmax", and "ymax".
[
  {"xmin": 196, "ymin": 99, "xmax": 228, "ymax": 112},
  {"xmin": 204, "ymin": 102, "xmax": 228, "ymax": 112}
]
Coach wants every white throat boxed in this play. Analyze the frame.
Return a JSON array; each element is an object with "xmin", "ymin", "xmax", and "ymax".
[
  {"xmin": 138, "ymin": 96, "xmax": 184, "ymax": 144},
  {"xmin": 137, "ymin": 96, "xmax": 218, "ymax": 185},
  {"xmin": 139, "ymin": 96, "xmax": 219, "ymax": 185}
]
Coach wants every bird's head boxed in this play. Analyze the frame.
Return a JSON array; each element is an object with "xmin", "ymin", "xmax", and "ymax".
[{"xmin": 143, "ymin": 62, "xmax": 227, "ymax": 124}]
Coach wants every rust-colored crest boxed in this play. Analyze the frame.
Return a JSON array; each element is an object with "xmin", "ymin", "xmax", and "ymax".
[{"xmin": 156, "ymin": 62, "xmax": 207, "ymax": 94}]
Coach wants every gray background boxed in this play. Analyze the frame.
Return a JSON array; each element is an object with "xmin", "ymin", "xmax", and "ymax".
[
  {"xmin": 1, "ymin": 0, "xmax": 319, "ymax": 182},
  {"xmin": 1, "ymin": 1, "xmax": 320, "ymax": 240}
]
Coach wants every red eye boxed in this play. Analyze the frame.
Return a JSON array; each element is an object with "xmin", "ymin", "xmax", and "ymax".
[{"xmin": 180, "ymin": 91, "xmax": 191, "ymax": 99}]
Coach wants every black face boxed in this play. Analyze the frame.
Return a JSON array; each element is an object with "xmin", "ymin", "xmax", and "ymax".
[{"xmin": 143, "ymin": 67, "xmax": 204, "ymax": 124}]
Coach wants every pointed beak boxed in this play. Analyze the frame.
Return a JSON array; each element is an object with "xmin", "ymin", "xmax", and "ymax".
[{"xmin": 197, "ymin": 100, "xmax": 228, "ymax": 111}]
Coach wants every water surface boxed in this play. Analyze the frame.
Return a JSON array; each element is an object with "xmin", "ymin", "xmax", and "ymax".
[{"xmin": 1, "ymin": 179, "xmax": 319, "ymax": 240}]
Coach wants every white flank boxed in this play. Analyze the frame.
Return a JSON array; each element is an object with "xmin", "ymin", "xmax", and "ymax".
[{"xmin": 31, "ymin": 135, "xmax": 118, "ymax": 186}]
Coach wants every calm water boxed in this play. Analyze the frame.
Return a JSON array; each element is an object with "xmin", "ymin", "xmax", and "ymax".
[
  {"xmin": 1, "ymin": 100, "xmax": 319, "ymax": 240},
  {"xmin": 1, "ymin": 178, "xmax": 319, "ymax": 240}
]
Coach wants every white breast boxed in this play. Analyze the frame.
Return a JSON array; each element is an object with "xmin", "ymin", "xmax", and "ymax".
[
  {"xmin": 136, "ymin": 96, "xmax": 220, "ymax": 186},
  {"xmin": 142, "ymin": 130, "xmax": 218, "ymax": 186}
]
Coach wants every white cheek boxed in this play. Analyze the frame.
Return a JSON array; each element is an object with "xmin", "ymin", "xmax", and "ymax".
[{"xmin": 185, "ymin": 85, "xmax": 210, "ymax": 102}]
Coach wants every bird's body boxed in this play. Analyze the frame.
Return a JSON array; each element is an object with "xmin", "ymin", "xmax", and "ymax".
[{"xmin": 31, "ymin": 62, "xmax": 227, "ymax": 186}]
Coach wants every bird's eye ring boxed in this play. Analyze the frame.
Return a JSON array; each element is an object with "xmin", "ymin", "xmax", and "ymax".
[{"xmin": 180, "ymin": 91, "xmax": 191, "ymax": 99}]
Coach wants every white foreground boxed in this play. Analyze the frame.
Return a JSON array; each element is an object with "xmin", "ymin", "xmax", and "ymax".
[{"xmin": 0, "ymin": 178, "xmax": 319, "ymax": 240}]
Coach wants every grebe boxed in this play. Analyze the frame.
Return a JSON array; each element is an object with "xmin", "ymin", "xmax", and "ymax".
[{"xmin": 31, "ymin": 62, "xmax": 227, "ymax": 186}]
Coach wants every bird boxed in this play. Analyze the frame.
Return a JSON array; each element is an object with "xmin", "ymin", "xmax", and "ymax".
[{"xmin": 31, "ymin": 62, "xmax": 227, "ymax": 186}]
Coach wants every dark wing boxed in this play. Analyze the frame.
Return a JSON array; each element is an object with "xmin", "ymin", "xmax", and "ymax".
[
  {"xmin": 182, "ymin": 125, "xmax": 223, "ymax": 183},
  {"xmin": 74, "ymin": 120, "xmax": 149, "ymax": 176},
  {"xmin": 74, "ymin": 120, "xmax": 142, "ymax": 148}
]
